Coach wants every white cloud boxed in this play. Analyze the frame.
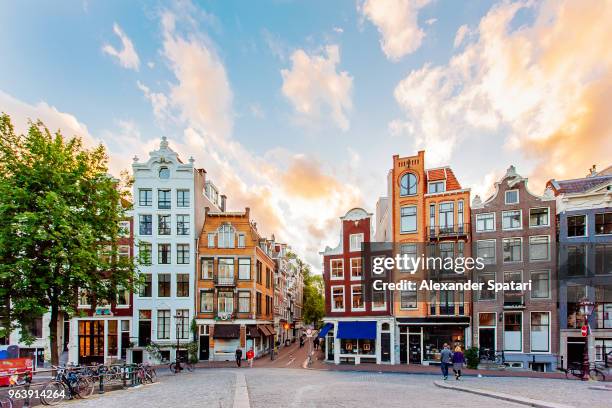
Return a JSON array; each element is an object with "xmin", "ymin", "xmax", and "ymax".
[
  {"xmin": 281, "ymin": 45, "xmax": 353, "ymax": 131},
  {"xmin": 333, "ymin": 27, "xmax": 344, "ymax": 33},
  {"xmin": 359, "ymin": 0, "xmax": 432, "ymax": 60},
  {"xmin": 102, "ymin": 23, "xmax": 140, "ymax": 71},
  {"xmin": 147, "ymin": 61, "xmax": 155, "ymax": 69},
  {"xmin": 136, "ymin": 81, "xmax": 170, "ymax": 122},
  {"xmin": 425, "ymin": 18, "xmax": 437, "ymax": 25},
  {"xmin": 453, "ymin": 24, "xmax": 470, "ymax": 48}
]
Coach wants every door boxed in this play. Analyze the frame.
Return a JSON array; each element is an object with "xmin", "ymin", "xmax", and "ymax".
[
  {"xmin": 78, "ymin": 320, "xmax": 104, "ymax": 365},
  {"xmin": 409, "ymin": 334, "xmax": 422, "ymax": 364},
  {"xmin": 138, "ymin": 321, "xmax": 151, "ymax": 347},
  {"xmin": 381, "ymin": 333, "xmax": 391, "ymax": 362},
  {"xmin": 63, "ymin": 321, "xmax": 70, "ymax": 351},
  {"xmin": 199, "ymin": 336, "xmax": 210, "ymax": 360},
  {"xmin": 567, "ymin": 338, "xmax": 586, "ymax": 366},
  {"xmin": 478, "ymin": 328, "xmax": 495, "ymax": 359},
  {"xmin": 326, "ymin": 333, "xmax": 334, "ymax": 361},
  {"xmin": 400, "ymin": 333, "xmax": 408, "ymax": 364}
]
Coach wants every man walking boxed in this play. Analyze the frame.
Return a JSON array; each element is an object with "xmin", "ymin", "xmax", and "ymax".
[
  {"xmin": 246, "ymin": 348, "xmax": 255, "ymax": 368},
  {"xmin": 440, "ymin": 343, "xmax": 452, "ymax": 380},
  {"xmin": 235, "ymin": 347, "xmax": 243, "ymax": 368}
]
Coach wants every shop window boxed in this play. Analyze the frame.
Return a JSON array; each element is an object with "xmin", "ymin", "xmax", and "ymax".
[
  {"xmin": 504, "ymin": 312, "xmax": 522, "ymax": 352},
  {"xmin": 340, "ymin": 339, "xmax": 375, "ymax": 355}
]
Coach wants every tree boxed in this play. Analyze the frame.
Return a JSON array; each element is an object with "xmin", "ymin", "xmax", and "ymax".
[
  {"xmin": 301, "ymin": 264, "xmax": 325, "ymax": 327},
  {"xmin": 0, "ymin": 114, "xmax": 136, "ymax": 364}
]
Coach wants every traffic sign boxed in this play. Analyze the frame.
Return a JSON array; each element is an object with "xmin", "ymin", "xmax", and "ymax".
[{"xmin": 581, "ymin": 325, "xmax": 588, "ymax": 337}]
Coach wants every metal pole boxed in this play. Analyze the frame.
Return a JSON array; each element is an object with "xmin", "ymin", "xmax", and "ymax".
[{"xmin": 582, "ymin": 314, "xmax": 589, "ymax": 381}]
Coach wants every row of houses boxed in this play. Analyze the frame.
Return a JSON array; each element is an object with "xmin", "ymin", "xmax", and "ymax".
[
  {"xmin": 3, "ymin": 137, "xmax": 305, "ymax": 367},
  {"xmin": 320, "ymin": 151, "xmax": 611, "ymax": 372}
]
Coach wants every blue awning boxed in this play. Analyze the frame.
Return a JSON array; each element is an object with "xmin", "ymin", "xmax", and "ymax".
[
  {"xmin": 336, "ymin": 321, "xmax": 377, "ymax": 340},
  {"xmin": 317, "ymin": 323, "xmax": 333, "ymax": 338}
]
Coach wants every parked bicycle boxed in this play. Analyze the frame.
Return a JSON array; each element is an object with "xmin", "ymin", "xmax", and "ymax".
[
  {"xmin": 135, "ymin": 363, "xmax": 157, "ymax": 384},
  {"xmin": 564, "ymin": 361, "xmax": 606, "ymax": 381},
  {"xmin": 40, "ymin": 365, "xmax": 94, "ymax": 406},
  {"xmin": 169, "ymin": 357, "xmax": 194, "ymax": 374},
  {"xmin": 479, "ymin": 348, "xmax": 504, "ymax": 365}
]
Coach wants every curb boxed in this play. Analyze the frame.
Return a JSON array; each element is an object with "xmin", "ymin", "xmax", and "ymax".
[{"xmin": 433, "ymin": 380, "xmax": 574, "ymax": 408}]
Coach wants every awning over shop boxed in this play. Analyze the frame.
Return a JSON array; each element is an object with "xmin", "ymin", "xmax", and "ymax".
[
  {"xmin": 246, "ymin": 325, "xmax": 259, "ymax": 338},
  {"xmin": 317, "ymin": 323, "xmax": 333, "ymax": 338},
  {"xmin": 213, "ymin": 324, "xmax": 240, "ymax": 339},
  {"xmin": 336, "ymin": 321, "xmax": 376, "ymax": 340},
  {"xmin": 257, "ymin": 324, "xmax": 275, "ymax": 337}
]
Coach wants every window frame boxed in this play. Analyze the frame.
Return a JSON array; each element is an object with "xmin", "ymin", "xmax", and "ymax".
[
  {"xmin": 595, "ymin": 212, "xmax": 612, "ymax": 235},
  {"xmin": 199, "ymin": 290, "xmax": 214, "ymax": 313},
  {"xmin": 330, "ymin": 259, "xmax": 344, "ymax": 280},
  {"xmin": 427, "ymin": 181, "xmax": 445, "ymax": 194},
  {"xmin": 176, "ymin": 273, "xmax": 190, "ymax": 298},
  {"xmin": 475, "ymin": 212, "xmax": 496, "ymax": 232},
  {"xmin": 176, "ymin": 189, "xmax": 190, "ymax": 208},
  {"xmin": 502, "ymin": 237, "xmax": 523, "ymax": 264},
  {"xmin": 331, "ymin": 285, "xmax": 345, "ymax": 312},
  {"xmin": 503, "ymin": 311, "xmax": 523, "ymax": 353},
  {"xmin": 400, "ymin": 289, "xmax": 418, "ymax": 310},
  {"xmin": 138, "ymin": 189, "xmax": 152, "ymax": 207},
  {"xmin": 477, "ymin": 239, "xmax": 497, "ymax": 265},
  {"xmin": 350, "ymin": 257, "xmax": 362, "ymax": 280},
  {"xmin": 400, "ymin": 205, "xmax": 418, "ymax": 233},
  {"xmin": 505, "ymin": 189, "xmax": 519, "ymax": 204},
  {"xmin": 157, "ymin": 310, "xmax": 171, "ymax": 340},
  {"xmin": 530, "ymin": 270, "xmax": 550, "ymax": 299},
  {"xmin": 502, "ymin": 210, "xmax": 522, "ymax": 231},
  {"xmin": 399, "ymin": 173, "xmax": 418, "ymax": 197},
  {"xmin": 157, "ymin": 189, "xmax": 171, "ymax": 210},
  {"xmin": 567, "ymin": 214, "xmax": 587, "ymax": 237},
  {"xmin": 157, "ymin": 273, "xmax": 171, "ymax": 297},
  {"xmin": 349, "ymin": 233, "xmax": 364, "ymax": 252},
  {"xmin": 530, "ymin": 311, "xmax": 551, "ymax": 353},
  {"xmin": 351, "ymin": 284, "xmax": 365, "ymax": 311},
  {"xmin": 529, "ymin": 235, "xmax": 551, "ymax": 262},
  {"xmin": 157, "ymin": 243, "xmax": 171, "ymax": 264},
  {"xmin": 529, "ymin": 207, "xmax": 550, "ymax": 228},
  {"xmin": 176, "ymin": 243, "xmax": 190, "ymax": 264}
]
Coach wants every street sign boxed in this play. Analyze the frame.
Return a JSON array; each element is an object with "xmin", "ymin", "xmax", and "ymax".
[
  {"xmin": 581, "ymin": 325, "xmax": 588, "ymax": 337},
  {"xmin": 306, "ymin": 328, "xmax": 313, "ymax": 338}
]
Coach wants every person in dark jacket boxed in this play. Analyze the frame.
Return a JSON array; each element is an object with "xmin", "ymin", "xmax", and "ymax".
[
  {"xmin": 452, "ymin": 345, "xmax": 465, "ymax": 380},
  {"xmin": 235, "ymin": 348, "xmax": 243, "ymax": 368},
  {"xmin": 440, "ymin": 343, "xmax": 452, "ymax": 380}
]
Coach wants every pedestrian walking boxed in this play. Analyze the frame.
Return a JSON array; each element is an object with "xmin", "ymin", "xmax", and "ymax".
[
  {"xmin": 235, "ymin": 347, "xmax": 243, "ymax": 368},
  {"xmin": 246, "ymin": 348, "xmax": 254, "ymax": 368},
  {"xmin": 299, "ymin": 333, "xmax": 305, "ymax": 348},
  {"xmin": 452, "ymin": 346, "xmax": 465, "ymax": 380},
  {"xmin": 440, "ymin": 343, "xmax": 452, "ymax": 380},
  {"xmin": 313, "ymin": 336, "xmax": 320, "ymax": 350}
]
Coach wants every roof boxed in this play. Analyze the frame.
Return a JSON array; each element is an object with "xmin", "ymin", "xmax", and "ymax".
[
  {"xmin": 426, "ymin": 167, "xmax": 462, "ymax": 190},
  {"xmin": 551, "ymin": 174, "xmax": 612, "ymax": 194}
]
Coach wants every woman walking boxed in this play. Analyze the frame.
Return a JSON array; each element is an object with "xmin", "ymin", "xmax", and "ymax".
[{"xmin": 452, "ymin": 345, "xmax": 465, "ymax": 380}]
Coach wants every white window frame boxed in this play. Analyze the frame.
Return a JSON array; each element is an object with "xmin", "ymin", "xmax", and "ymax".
[
  {"xmin": 502, "ymin": 237, "xmax": 523, "ymax": 264},
  {"xmin": 503, "ymin": 311, "xmax": 523, "ymax": 353},
  {"xmin": 399, "ymin": 289, "xmax": 418, "ymax": 310},
  {"xmin": 502, "ymin": 210, "xmax": 523, "ymax": 231},
  {"xmin": 477, "ymin": 239, "xmax": 497, "ymax": 265},
  {"xmin": 331, "ymin": 285, "xmax": 345, "ymax": 312},
  {"xmin": 476, "ymin": 212, "xmax": 496, "ymax": 232},
  {"xmin": 505, "ymin": 189, "xmax": 519, "ymax": 204},
  {"xmin": 427, "ymin": 180, "xmax": 446, "ymax": 194},
  {"xmin": 350, "ymin": 257, "xmax": 362, "ymax": 281},
  {"xmin": 529, "ymin": 270, "xmax": 551, "ymax": 299},
  {"xmin": 351, "ymin": 284, "xmax": 365, "ymax": 311},
  {"xmin": 349, "ymin": 233, "xmax": 364, "ymax": 252},
  {"xmin": 529, "ymin": 235, "xmax": 551, "ymax": 262},
  {"xmin": 330, "ymin": 259, "xmax": 344, "ymax": 280},
  {"xmin": 371, "ymin": 287, "xmax": 387, "ymax": 311},
  {"xmin": 529, "ymin": 207, "xmax": 550, "ymax": 228},
  {"xmin": 529, "ymin": 311, "xmax": 551, "ymax": 354},
  {"xmin": 400, "ymin": 205, "xmax": 418, "ymax": 233}
]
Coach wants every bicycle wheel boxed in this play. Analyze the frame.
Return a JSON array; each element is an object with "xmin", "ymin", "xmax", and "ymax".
[
  {"xmin": 185, "ymin": 363, "xmax": 194, "ymax": 372},
  {"xmin": 40, "ymin": 381, "xmax": 66, "ymax": 406},
  {"xmin": 169, "ymin": 362, "xmax": 177, "ymax": 374},
  {"xmin": 589, "ymin": 369, "xmax": 605, "ymax": 381},
  {"xmin": 75, "ymin": 377, "xmax": 95, "ymax": 398},
  {"xmin": 0, "ymin": 396, "xmax": 14, "ymax": 408}
]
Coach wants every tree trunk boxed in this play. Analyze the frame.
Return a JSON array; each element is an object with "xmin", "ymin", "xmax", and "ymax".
[{"xmin": 49, "ymin": 295, "xmax": 59, "ymax": 366}]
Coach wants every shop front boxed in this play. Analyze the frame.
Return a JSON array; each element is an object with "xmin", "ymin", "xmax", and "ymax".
[
  {"xmin": 211, "ymin": 324, "xmax": 241, "ymax": 361},
  {"xmin": 70, "ymin": 318, "xmax": 131, "ymax": 365},
  {"xmin": 323, "ymin": 319, "xmax": 393, "ymax": 365}
]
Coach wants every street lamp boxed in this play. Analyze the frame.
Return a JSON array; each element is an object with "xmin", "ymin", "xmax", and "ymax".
[
  {"xmin": 174, "ymin": 315, "xmax": 182, "ymax": 373},
  {"xmin": 579, "ymin": 298, "xmax": 595, "ymax": 380}
]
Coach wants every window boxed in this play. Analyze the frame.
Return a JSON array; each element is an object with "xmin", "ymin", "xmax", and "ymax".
[
  {"xmin": 400, "ymin": 289, "xmax": 417, "ymax": 309},
  {"xmin": 176, "ymin": 310, "xmax": 190, "ymax": 339},
  {"xmin": 158, "ymin": 189, "xmax": 171, "ymax": 209},
  {"xmin": 530, "ymin": 312, "xmax": 550, "ymax": 352},
  {"xmin": 139, "ymin": 215, "xmax": 152, "ymax": 235},
  {"xmin": 478, "ymin": 272, "xmax": 495, "ymax": 300},
  {"xmin": 176, "ymin": 274, "xmax": 189, "ymax": 297},
  {"xmin": 530, "ymin": 270, "xmax": 550, "ymax": 299},
  {"xmin": 78, "ymin": 288, "xmax": 91, "ymax": 307},
  {"xmin": 502, "ymin": 210, "xmax": 522, "ymax": 230},
  {"xmin": 256, "ymin": 261, "xmax": 262, "ymax": 284},
  {"xmin": 457, "ymin": 200, "xmax": 464, "ymax": 231},
  {"xmin": 504, "ymin": 312, "xmax": 522, "ymax": 352},
  {"xmin": 595, "ymin": 213, "xmax": 612, "ymax": 235},
  {"xmin": 256, "ymin": 292, "xmax": 262, "ymax": 315},
  {"xmin": 595, "ymin": 339, "xmax": 612, "ymax": 362},
  {"xmin": 238, "ymin": 233, "xmax": 246, "ymax": 248},
  {"xmin": 140, "ymin": 274, "xmax": 152, "ymax": 297},
  {"xmin": 158, "ymin": 166, "xmax": 170, "ymax": 179},
  {"xmin": 116, "ymin": 284, "xmax": 129, "ymax": 306},
  {"xmin": 595, "ymin": 244, "xmax": 612, "ymax": 275},
  {"xmin": 400, "ymin": 206, "xmax": 417, "ymax": 233},
  {"xmin": 158, "ymin": 215, "xmax": 171, "ymax": 235},
  {"xmin": 207, "ymin": 233, "xmax": 215, "ymax": 248},
  {"xmin": 238, "ymin": 291, "xmax": 251, "ymax": 313},
  {"xmin": 331, "ymin": 286, "xmax": 344, "ymax": 311},
  {"xmin": 476, "ymin": 213, "xmax": 495, "ymax": 232},
  {"xmin": 27, "ymin": 317, "xmax": 43, "ymax": 338},
  {"xmin": 330, "ymin": 259, "xmax": 343, "ymax": 279},
  {"xmin": 529, "ymin": 236, "xmax": 550, "ymax": 261},
  {"xmin": 400, "ymin": 173, "xmax": 417, "ymax": 196},
  {"xmin": 201, "ymin": 258, "xmax": 213, "ymax": 280},
  {"xmin": 158, "ymin": 274, "xmax": 170, "ymax": 297},
  {"xmin": 138, "ymin": 189, "xmax": 152, "ymax": 206},
  {"xmin": 477, "ymin": 240, "xmax": 496, "ymax": 265},
  {"xmin": 428, "ymin": 181, "xmax": 445, "ymax": 193},
  {"xmin": 139, "ymin": 242, "xmax": 152, "ymax": 265},
  {"xmin": 429, "ymin": 204, "xmax": 435, "ymax": 235},
  {"xmin": 200, "ymin": 291, "xmax": 213, "ymax": 313},
  {"xmin": 530, "ymin": 208, "xmax": 549, "ymax": 227},
  {"xmin": 479, "ymin": 313, "xmax": 496, "ymax": 327},
  {"xmin": 351, "ymin": 285, "xmax": 364, "ymax": 310},
  {"xmin": 177, "ymin": 190, "xmax": 190, "ymax": 207},
  {"xmin": 439, "ymin": 202, "xmax": 454, "ymax": 233},
  {"xmin": 157, "ymin": 310, "xmax": 170, "ymax": 339},
  {"xmin": 158, "ymin": 244, "xmax": 171, "ymax": 264},
  {"xmin": 218, "ymin": 258, "xmax": 235, "ymax": 282},
  {"xmin": 218, "ymin": 224, "xmax": 235, "ymax": 248},
  {"xmin": 567, "ymin": 215, "xmax": 586, "ymax": 237},
  {"xmin": 118, "ymin": 220, "xmax": 131, "ymax": 237},
  {"xmin": 372, "ymin": 288, "xmax": 387, "ymax": 310},
  {"xmin": 177, "ymin": 215, "xmax": 190, "ymax": 235},
  {"xmin": 400, "ymin": 244, "xmax": 417, "ymax": 273},
  {"xmin": 503, "ymin": 238, "xmax": 522, "ymax": 263},
  {"xmin": 504, "ymin": 271, "xmax": 522, "ymax": 305},
  {"xmin": 350, "ymin": 258, "xmax": 362, "ymax": 279},
  {"xmin": 505, "ymin": 190, "xmax": 519, "ymax": 204},
  {"xmin": 567, "ymin": 245, "xmax": 586, "ymax": 276},
  {"xmin": 218, "ymin": 291, "xmax": 234, "ymax": 314},
  {"xmin": 238, "ymin": 258, "xmax": 251, "ymax": 280},
  {"xmin": 177, "ymin": 244, "xmax": 189, "ymax": 264},
  {"xmin": 349, "ymin": 233, "xmax": 364, "ymax": 252}
]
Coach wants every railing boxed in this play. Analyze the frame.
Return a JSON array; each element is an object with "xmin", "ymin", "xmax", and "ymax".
[
  {"xmin": 215, "ymin": 275, "xmax": 235, "ymax": 286},
  {"xmin": 428, "ymin": 302, "xmax": 466, "ymax": 316},
  {"xmin": 428, "ymin": 223, "xmax": 470, "ymax": 238},
  {"xmin": 503, "ymin": 292, "xmax": 525, "ymax": 308}
]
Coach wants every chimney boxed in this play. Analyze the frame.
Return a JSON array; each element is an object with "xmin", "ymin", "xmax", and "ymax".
[
  {"xmin": 588, "ymin": 165, "xmax": 597, "ymax": 177},
  {"xmin": 220, "ymin": 194, "xmax": 226, "ymax": 211}
]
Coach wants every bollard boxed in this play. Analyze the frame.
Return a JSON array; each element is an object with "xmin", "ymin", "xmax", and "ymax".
[{"xmin": 98, "ymin": 369, "xmax": 105, "ymax": 394}]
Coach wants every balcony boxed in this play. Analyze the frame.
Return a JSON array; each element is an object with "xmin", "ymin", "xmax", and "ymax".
[
  {"xmin": 428, "ymin": 223, "xmax": 470, "ymax": 239},
  {"xmin": 428, "ymin": 302, "xmax": 466, "ymax": 316},
  {"xmin": 215, "ymin": 275, "xmax": 236, "ymax": 286},
  {"xmin": 503, "ymin": 292, "xmax": 525, "ymax": 309}
]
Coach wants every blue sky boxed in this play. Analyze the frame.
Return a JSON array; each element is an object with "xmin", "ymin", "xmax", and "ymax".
[{"xmin": 1, "ymin": 0, "xmax": 610, "ymax": 268}]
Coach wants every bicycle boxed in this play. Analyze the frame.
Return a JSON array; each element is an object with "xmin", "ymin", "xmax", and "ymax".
[
  {"xmin": 564, "ymin": 361, "xmax": 606, "ymax": 381},
  {"xmin": 169, "ymin": 357, "xmax": 194, "ymax": 374},
  {"xmin": 135, "ymin": 363, "xmax": 157, "ymax": 384},
  {"xmin": 40, "ymin": 365, "xmax": 94, "ymax": 406}
]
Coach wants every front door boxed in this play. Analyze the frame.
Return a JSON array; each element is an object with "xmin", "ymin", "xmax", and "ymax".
[
  {"xmin": 567, "ymin": 338, "xmax": 586, "ymax": 366},
  {"xmin": 199, "ymin": 335, "xmax": 210, "ymax": 360},
  {"xmin": 409, "ymin": 334, "xmax": 422, "ymax": 364},
  {"xmin": 138, "ymin": 321, "xmax": 151, "ymax": 347},
  {"xmin": 478, "ymin": 328, "xmax": 495, "ymax": 358},
  {"xmin": 400, "ymin": 332, "xmax": 408, "ymax": 364},
  {"xmin": 326, "ymin": 333, "xmax": 334, "ymax": 361},
  {"xmin": 381, "ymin": 333, "xmax": 391, "ymax": 362}
]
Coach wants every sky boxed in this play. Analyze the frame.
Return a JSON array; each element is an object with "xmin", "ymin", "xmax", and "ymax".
[{"xmin": 1, "ymin": 0, "xmax": 611, "ymax": 271}]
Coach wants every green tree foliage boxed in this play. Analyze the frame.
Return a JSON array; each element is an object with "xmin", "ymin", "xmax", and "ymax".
[{"xmin": 0, "ymin": 114, "xmax": 136, "ymax": 364}]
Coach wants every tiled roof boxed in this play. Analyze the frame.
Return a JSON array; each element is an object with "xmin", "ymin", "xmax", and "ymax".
[
  {"xmin": 426, "ymin": 167, "xmax": 462, "ymax": 191},
  {"xmin": 554, "ymin": 175, "xmax": 612, "ymax": 194}
]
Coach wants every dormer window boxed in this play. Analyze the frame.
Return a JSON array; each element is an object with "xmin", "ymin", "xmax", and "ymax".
[
  {"xmin": 159, "ymin": 166, "xmax": 170, "ymax": 179},
  {"xmin": 505, "ymin": 189, "xmax": 519, "ymax": 204},
  {"xmin": 400, "ymin": 173, "xmax": 417, "ymax": 196},
  {"xmin": 428, "ymin": 181, "xmax": 445, "ymax": 193}
]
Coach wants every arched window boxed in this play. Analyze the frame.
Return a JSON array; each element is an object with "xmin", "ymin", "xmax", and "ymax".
[
  {"xmin": 400, "ymin": 173, "xmax": 417, "ymax": 196},
  {"xmin": 217, "ymin": 224, "xmax": 235, "ymax": 248},
  {"xmin": 159, "ymin": 166, "xmax": 170, "ymax": 179}
]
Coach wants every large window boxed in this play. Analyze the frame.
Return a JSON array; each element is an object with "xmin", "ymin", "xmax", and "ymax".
[
  {"xmin": 400, "ymin": 289, "xmax": 417, "ymax": 309},
  {"xmin": 428, "ymin": 181, "xmax": 445, "ymax": 193},
  {"xmin": 567, "ymin": 215, "xmax": 586, "ymax": 237},
  {"xmin": 530, "ymin": 270, "xmax": 550, "ymax": 299},
  {"xmin": 218, "ymin": 258, "xmax": 235, "ymax": 282},
  {"xmin": 158, "ymin": 189, "xmax": 171, "ymax": 209},
  {"xmin": 477, "ymin": 240, "xmax": 496, "ymax": 265},
  {"xmin": 139, "ymin": 189, "xmax": 152, "ymax": 206},
  {"xmin": 139, "ymin": 274, "xmax": 152, "ymax": 297},
  {"xmin": 176, "ymin": 274, "xmax": 189, "ymax": 297},
  {"xmin": 158, "ymin": 274, "xmax": 170, "ymax": 297},
  {"xmin": 139, "ymin": 242, "xmax": 152, "ymax": 265},
  {"xmin": 200, "ymin": 291, "xmax": 213, "ymax": 313},
  {"xmin": 177, "ymin": 244, "xmax": 189, "ymax": 264},
  {"xmin": 177, "ymin": 215, "xmax": 190, "ymax": 235},
  {"xmin": 400, "ymin": 173, "xmax": 417, "ymax": 196},
  {"xmin": 372, "ymin": 288, "xmax": 387, "ymax": 310},
  {"xmin": 400, "ymin": 244, "xmax": 417, "ymax": 273},
  {"xmin": 238, "ymin": 258, "xmax": 251, "ymax": 280},
  {"xmin": 530, "ymin": 312, "xmax": 550, "ymax": 352},
  {"xmin": 158, "ymin": 215, "xmax": 171, "ymax": 235},
  {"xmin": 439, "ymin": 202, "xmax": 454, "ymax": 233},
  {"xmin": 207, "ymin": 233, "xmax": 215, "ymax": 248},
  {"xmin": 201, "ymin": 258, "xmax": 213, "ymax": 280},
  {"xmin": 157, "ymin": 310, "xmax": 170, "ymax": 340},
  {"xmin": 529, "ymin": 208, "xmax": 549, "ymax": 227},
  {"xmin": 504, "ymin": 271, "xmax": 522, "ymax": 305},
  {"xmin": 502, "ymin": 210, "xmax": 522, "ymax": 230},
  {"xmin": 478, "ymin": 272, "xmax": 495, "ymax": 300},
  {"xmin": 503, "ymin": 238, "xmax": 522, "ymax": 263},
  {"xmin": 158, "ymin": 244, "xmax": 171, "ymax": 264},
  {"xmin": 177, "ymin": 190, "xmax": 190, "ymax": 207},
  {"xmin": 139, "ymin": 215, "xmax": 152, "ymax": 235},
  {"xmin": 175, "ymin": 310, "xmax": 190, "ymax": 339},
  {"xmin": 351, "ymin": 285, "xmax": 364, "ymax": 310},
  {"xmin": 330, "ymin": 259, "xmax": 344, "ymax": 279},
  {"xmin": 567, "ymin": 245, "xmax": 586, "ymax": 276},
  {"xmin": 349, "ymin": 233, "xmax": 364, "ymax": 252},
  {"xmin": 217, "ymin": 224, "xmax": 235, "ymax": 248},
  {"xmin": 331, "ymin": 286, "xmax": 344, "ymax": 311},
  {"xmin": 595, "ymin": 244, "xmax": 612, "ymax": 275},
  {"xmin": 504, "ymin": 312, "xmax": 522, "ymax": 352},
  {"xmin": 238, "ymin": 291, "xmax": 250, "ymax": 313},
  {"xmin": 595, "ymin": 212, "xmax": 612, "ymax": 235},
  {"xmin": 476, "ymin": 213, "xmax": 495, "ymax": 232},
  {"xmin": 400, "ymin": 206, "xmax": 417, "ymax": 233},
  {"xmin": 529, "ymin": 236, "xmax": 550, "ymax": 261},
  {"xmin": 217, "ymin": 291, "xmax": 234, "ymax": 314},
  {"xmin": 350, "ymin": 258, "xmax": 362, "ymax": 280}
]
